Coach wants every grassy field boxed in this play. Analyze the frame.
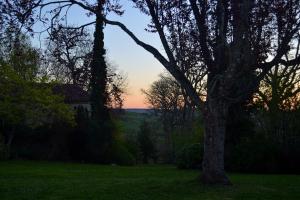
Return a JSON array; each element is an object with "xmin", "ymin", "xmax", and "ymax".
[
  {"xmin": 0, "ymin": 161, "xmax": 300, "ymax": 200},
  {"xmin": 117, "ymin": 111, "xmax": 162, "ymax": 137}
]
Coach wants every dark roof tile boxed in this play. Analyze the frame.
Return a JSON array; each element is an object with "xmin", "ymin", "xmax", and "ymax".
[{"xmin": 53, "ymin": 84, "xmax": 90, "ymax": 103}]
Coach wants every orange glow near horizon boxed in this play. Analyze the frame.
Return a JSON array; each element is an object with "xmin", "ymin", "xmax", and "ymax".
[
  {"xmin": 123, "ymin": 93, "xmax": 148, "ymax": 109},
  {"xmin": 103, "ymin": 7, "xmax": 166, "ymax": 109}
]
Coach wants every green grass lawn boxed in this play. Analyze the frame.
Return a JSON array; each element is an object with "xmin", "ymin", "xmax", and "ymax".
[{"xmin": 0, "ymin": 161, "xmax": 299, "ymax": 200}]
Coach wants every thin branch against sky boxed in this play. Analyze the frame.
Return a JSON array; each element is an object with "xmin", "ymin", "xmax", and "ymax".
[{"xmin": 31, "ymin": 1, "xmax": 165, "ymax": 108}]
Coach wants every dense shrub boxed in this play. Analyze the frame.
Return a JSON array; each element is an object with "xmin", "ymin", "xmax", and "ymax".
[
  {"xmin": 12, "ymin": 123, "xmax": 72, "ymax": 160},
  {"xmin": 107, "ymin": 141, "xmax": 135, "ymax": 166},
  {"xmin": 9, "ymin": 106, "xmax": 137, "ymax": 166},
  {"xmin": 175, "ymin": 109, "xmax": 300, "ymax": 173},
  {"xmin": 176, "ymin": 143, "xmax": 203, "ymax": 169},
  {"xmin": 227, "ymin": 135, "xmax": 280, "ymax": 173},
  {"xmin": 172, "ymin": 118, "xmax": 203, "ymax": 159},
  {"xmin": 224, "ymin": 106, "xmax": 300, "ymax": 174},
  {"xmin": 123, "ymin": 139, "xmax": 139, "ymax": 163}
]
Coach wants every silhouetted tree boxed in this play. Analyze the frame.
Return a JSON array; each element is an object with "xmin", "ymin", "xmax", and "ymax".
[
  {"xmin": 89, "ymin": 1, "xmax": 109, "ymax": 122},
  {"xmin": 104, "ymin": 0, "xmax": 300, "ymax": 184},
  {"xmin": 106, "ymin": 64, "xmax": 127, "ymax": 110},
  {"xmin": 4, "ymin": 0, "xmax": 300, "ymax": 185},
  {"xmin": 256, "ymin": 62, "xmax": 300, "ymax": 112},
  {"xmin": 45, "ymin": 26, "xmax": 93, "ymax": 88},
  {"xmin": 143, "ymin": 73, "xmax": 196, "ymax": 159},
  {"xmin": 2, "ymin": 0, "xmax": 123, "ymax": 122},
  {"xmin": 251, "ymin": 56, "xmax": 300, "ymax": 153},
  {"xmin": 1, "ymin": 0, "xmax": 125, "ymax": 163},
  {"xmin": 45, "ymin": 26, "xmax": 127, "ymax": 109}
]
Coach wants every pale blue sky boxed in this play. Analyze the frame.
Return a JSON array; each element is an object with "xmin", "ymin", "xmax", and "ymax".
[
  {"xmin": 33, "ymin": 1, "xmax": 165, "ymax": 108},
  {"xmin": 104, "ymin": 2, "xmax": 165, "ymax": 108}
]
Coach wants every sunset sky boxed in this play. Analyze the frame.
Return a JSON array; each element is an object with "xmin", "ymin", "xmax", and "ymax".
[
  {"xmin": 32, "ymin": 1, "xmax": 166, "ymax": 108},
  {"xmin": 104, "ymin": 3, "xmax": 165, "ymax": 108}
]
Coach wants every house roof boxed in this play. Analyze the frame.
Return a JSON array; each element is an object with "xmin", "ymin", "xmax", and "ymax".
[{"xmin": 52, "ymin": 84, "xmax": 90, "ymax": 104}]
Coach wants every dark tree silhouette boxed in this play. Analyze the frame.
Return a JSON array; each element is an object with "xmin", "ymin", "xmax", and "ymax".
[
  {"xmin": 90, "ymin": 1, "xmax": 109, "ymax": 122},
  {"xmin": 1, "ymin": 0, "xmax": 123, "ymax": 122},
  {"xmin": 257, "ymin": 61, "xmax": 300, "ymax": 112},
  {"xmin": 104, "ymin": 0, "xmax": 300, "ymax": 185},
  {"xmin": 45, "ymin": 26, "xmax": 93, "ymax": 88},
  {"xmin": 1, "ymin": 0, "xmax": 124, "ymax": 163},
  {"xmin": 45, "ymin": 26, "xmax": 127, "ymax": 109},
  {"xmin": 142, "ymin": 73, "xmax": 197, "ymax": 160},
  {"xmin": 3, "ymin": 0, "xmax": 300, "ymax": 185}
]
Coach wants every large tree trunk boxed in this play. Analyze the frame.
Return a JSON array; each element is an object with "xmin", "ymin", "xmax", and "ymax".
[{"xmin": 201, "ymin": 98, "xmax": 231, "ymax": 185}]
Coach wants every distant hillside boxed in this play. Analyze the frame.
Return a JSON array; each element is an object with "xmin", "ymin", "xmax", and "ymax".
[
  {"xmin": 117, "ymin": 110, "xmax": 162, "ymax": 138},
  {"xmin": 125, "ymin": 108, "xmax": 154, "ymax": 114}
]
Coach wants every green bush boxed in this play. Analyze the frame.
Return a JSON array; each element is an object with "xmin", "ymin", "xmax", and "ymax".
[
  {"xmin": 123, "ymin": 139, "xmax": 139, "ymax": 162},
  {"xmin": 107, "ymin": 141, "xmax": 135, "ymax": 166},
  {"xmin": 176, "ymin": 143, "xmax": 203, "ymax": 169}
]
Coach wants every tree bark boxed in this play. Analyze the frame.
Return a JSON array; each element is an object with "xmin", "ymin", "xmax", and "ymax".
[{"xmin": 201, "ymin": 97, "xmax": 231, "ymax": 185}]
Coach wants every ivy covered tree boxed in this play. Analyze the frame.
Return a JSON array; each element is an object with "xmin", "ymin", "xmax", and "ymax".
[
  {"xmin": 1, "ymin": 0, "xmax": 123, "ymax": 122},
  {"xmin": 45, "ymin": 26, "xmax": 127, "ymax": 110},
  {"xmin": 90, "ymin": 1, "xmax": 109, "ymax": 122},
  {"xmin": 1, "ymin": 0, "xmax": 126, "ymax": 162}
]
